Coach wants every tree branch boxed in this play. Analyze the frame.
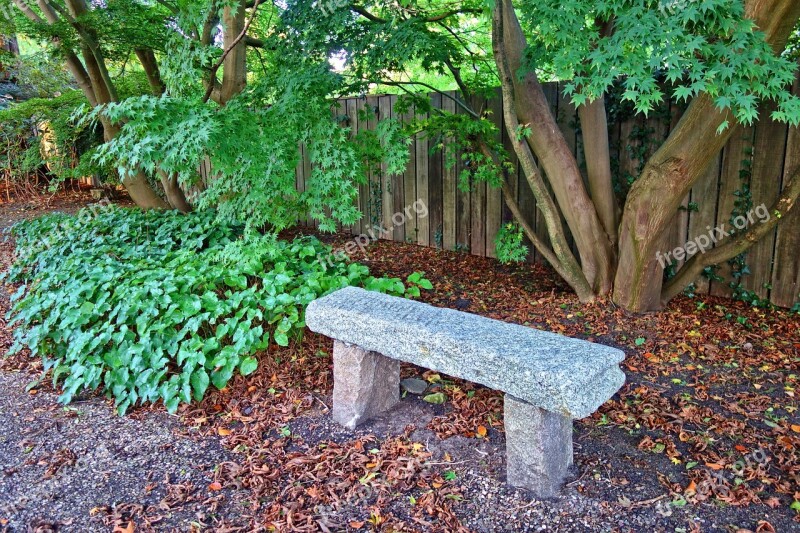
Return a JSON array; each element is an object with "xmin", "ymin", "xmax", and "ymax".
[
  {"xmin": 244, "ymin": 35, "xmax": 266, "ymax": 48},
  {"xmin": 661, "ymin": 166, "xmax": 800, "ymax": 304},
  {"xmin": 351, "ymin": 5, "xmax": 483, "ymax": 23}
]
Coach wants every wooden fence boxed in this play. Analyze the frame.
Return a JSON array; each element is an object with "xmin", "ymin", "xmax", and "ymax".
[{"xmin": 294, "ymin": 83, "xmax": 800, "ymax": 308}]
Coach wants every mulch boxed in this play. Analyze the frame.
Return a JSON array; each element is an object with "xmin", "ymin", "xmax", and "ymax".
[{"xmin": 0, "ymin": 195, "xmax": 798, "ymax": 532}]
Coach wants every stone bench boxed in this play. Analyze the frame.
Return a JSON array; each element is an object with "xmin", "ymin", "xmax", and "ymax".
[{"xmin": 305, "ymin": 287, "xmax": 625, "ymax": 497}]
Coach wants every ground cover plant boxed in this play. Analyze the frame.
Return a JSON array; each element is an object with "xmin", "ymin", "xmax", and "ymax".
[{"xmin": 3, "ymin": 206, "xmax": 429, "ymax": 414}]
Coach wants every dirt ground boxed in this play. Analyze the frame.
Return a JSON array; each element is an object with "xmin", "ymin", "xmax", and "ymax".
[{"xmin": 1, "ymin": 194, "xmax": 798, "ymax": 532}]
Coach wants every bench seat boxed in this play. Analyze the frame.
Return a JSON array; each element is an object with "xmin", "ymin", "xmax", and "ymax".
[
  {"xmin": 305, "ymin": 287, "xmax": 626, "ymax": 497},
  {"xmin": 306, "ymin": 287, "xmax": 624, "ymax": 419}
]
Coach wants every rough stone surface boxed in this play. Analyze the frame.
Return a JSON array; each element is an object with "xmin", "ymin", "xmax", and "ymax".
[
  {"xmin": 307, "ymin": 287, "xmax": 625, "ymax": 419},
  {"xmin": 332, "ymin": 340, "xmax": 400, "ymax": 429},
  {"xmin": 400, "ymin": 378, "xmax": 428, "ymax": 395},
  {"xmin": 504, "ymin": 395, "xmax": 574, "ymax": 498}
]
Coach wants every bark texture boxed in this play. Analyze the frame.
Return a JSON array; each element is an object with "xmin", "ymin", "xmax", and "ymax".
[
  {"xmin": 495, "ymin": 0, "xmax": 615, "ymax": 294},
  {"xmin": 613, "ymin": 0, "xmax": 800, "ymax": 311}
]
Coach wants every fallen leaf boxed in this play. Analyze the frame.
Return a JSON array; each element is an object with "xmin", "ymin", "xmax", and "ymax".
[
  {"xmin": 755, "ymin": 520, "xmax": 776, "ymax": 533},
  {"xmin": 705, "ymin": 462, "xmax": 724, "ymax": 470},
  {"xmin": 764, "ymin": 497, "xmax": 781, "ymax": 508},
  {"xmin": 349, "ymin": 521, "xmax": 365, "ymax": 529},
  {"xmin": 422, "ymin": 392, "xmax": 446, "ymax": 404},
  {"xmin": 218, "ymin": 428, "xmax": 232, "ymax": 436},
  {"xmin": 113, "ymin": 522, "xmax": 134, "ymax": 533},
  {"xmin": 791, "ymin": 424, "xmax": 800, "ymax": 433}
]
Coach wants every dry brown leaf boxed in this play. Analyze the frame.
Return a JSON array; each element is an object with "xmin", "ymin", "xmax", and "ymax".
[{"xmin": 113, "ymin": 522, "xmax": 134, "ymax": 533}]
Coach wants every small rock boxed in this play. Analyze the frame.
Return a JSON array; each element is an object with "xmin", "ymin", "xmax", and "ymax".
[
  {"xmin": 454, "ymin": 298, "xmax": 471, "ymax": 310},
  {"xmin": 400, "ymin": 378, "xmax": 428, "ymax": 395},
  {"xmin": 743, "ymin": 342, "xmax": 753, "ymax": 352}
]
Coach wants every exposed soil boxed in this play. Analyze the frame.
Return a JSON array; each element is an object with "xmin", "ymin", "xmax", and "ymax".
[{"xmin": 1, "ymin": 195, "xmax": 798, "ymax": 532}]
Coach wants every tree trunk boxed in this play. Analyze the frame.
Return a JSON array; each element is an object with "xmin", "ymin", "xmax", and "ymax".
[
  {"xmin": 496, "ymin": 0, "xmax": 615, "ymax": 294},
  {"xmin": 158, "ymin": 170, "xmax": 193, "ymax": 212},
  {"xmin": 219, "ymin": 0, "xmax": 247, "ymax": 104},
  {"xmin": 135, "ymin": 49, "xmax": 166, "ymax": 95},
  {"xmin": 578, "ymin": 98, "xmax": 618, "ymax": 245},
  {"xmin": 612, "ymin": 0, "xmax": 800, "ymax": 312},
  {"xmin": 102, "ymin": 122, "xmax": 170, "ymax": 209},
  {"xmin": 491, "ymin": 9, "xmax": 595, "ymax": 301}
]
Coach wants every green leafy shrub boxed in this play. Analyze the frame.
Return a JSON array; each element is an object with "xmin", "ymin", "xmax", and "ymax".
[
  {"xmin": 5, "ymin": 207, "xmax": 430, "ymax": 414},
  {"xmin": 494, "ymin": 222, "xmax": 529, "ymax": 264}
]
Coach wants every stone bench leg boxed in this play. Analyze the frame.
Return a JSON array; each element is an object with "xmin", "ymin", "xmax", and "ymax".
[
  {"xmin": 504, "ymin": 394, "xmax": 573, "ymax": 498},
  {"xmin": 331, "ymin": 340, "xmax": 400, "ymax": 429}
]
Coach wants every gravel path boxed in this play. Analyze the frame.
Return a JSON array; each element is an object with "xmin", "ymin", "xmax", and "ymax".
[
  {"xmin": 0, "ymin": 194, "xmax": 246, "ymax": 532},
  {"xmin": 0, "ymin": 371, "xmax": 245, "ymax": 532}
]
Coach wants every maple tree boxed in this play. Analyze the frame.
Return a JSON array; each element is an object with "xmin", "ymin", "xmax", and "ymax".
[
  {"xmin": 285, "ymin": 0, "xmax": 800, "ymax": 312},
  {"xmin": 4, "ymin": 1, "xmax": 800, "ymax": 312}
]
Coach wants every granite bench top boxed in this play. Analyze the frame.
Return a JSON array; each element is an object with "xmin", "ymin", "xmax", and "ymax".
[{"xmin": 306, "ymin": 287, "xmax": 625, "ymax": 418}]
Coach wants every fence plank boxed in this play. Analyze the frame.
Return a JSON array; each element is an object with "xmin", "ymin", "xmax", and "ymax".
[
  {"xmin": 772, "ymin": 119, "xmax": 800, "ymax": 307},
  {"xmin": 456, "ymin": 93, "xmax": 471, "ymax": 251},
  {"xmin": 379, "ymin": 96, "xmax": 394, "ymax": 238},
  {"xmin": 428, "ymin": 93, "xmax": 444, "ymax": 248},
  {"xmin": 344, "ymin": 98, "xmax": 361, "ymax": 235},
  {"xmin": 711, "ymin": 126, "xmax": 755, "ymax": 297},
  {"xmin": 469, "ymin": 94, "xmax": 487, "ymax": 257},
  {"xmin": 365, "ymin": 96, "xmax": 381, "ymax": 232},
  {"xmin": 686, "ymin": 153, "xmax": 723, "ymax": 294},
  {"xmin": 745, "ymin": 102, "xmax": 787, "ymax": 299},
  {"xmin": 415, "ymin": 100, "xmax": 430, "ymax": 247},
  {"xmin": 402, "ymin": 100, "xmax": 418, "ymax": 244},
  {"xmin": 354, "ymin": 98, "xmax": 369, "ymax": 235},
  {"xmin": 442, "ymin": 92, "xmax": 457, "ymax": 251},
  {"xmin": 385, "ymin": 95, "xmax": 404, "ymax": 241},
  {"xmin": 485, "ymin": 92, "xmax": 504, "ymax": 258}
]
